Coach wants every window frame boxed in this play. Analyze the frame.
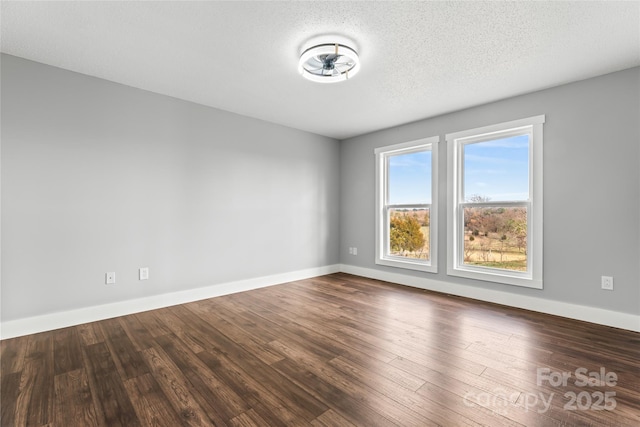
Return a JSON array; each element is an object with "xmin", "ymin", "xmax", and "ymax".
[
  {"xmin": 446, "ymin": 116, "xmax": 544, "ymax": 288},
  {"xmin": 375, "ymin": 136, "xmax": 438, "ymax": 273}
]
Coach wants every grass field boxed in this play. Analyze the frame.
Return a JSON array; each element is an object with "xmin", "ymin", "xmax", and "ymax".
[
  {"xmin": 389, "ymin": 226, "xmax": 527, "ymax": 272},
  {"xmin": 463, "ymin": 233, "xmax": 527, "ymax": 271},
  {"xmin": 388, "ymin": 209, "xmax": 527, "ymax": 272}
]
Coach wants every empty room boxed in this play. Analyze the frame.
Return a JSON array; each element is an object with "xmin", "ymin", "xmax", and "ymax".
[{"xmin": 1, "ymin": 1, "xmax": 639, "ymax": 426}]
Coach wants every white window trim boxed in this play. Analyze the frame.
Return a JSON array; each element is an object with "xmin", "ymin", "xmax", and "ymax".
[
  {"xmin": 375, "ymin": 136, "xmax": 438, "ymax": 273},
  {"xmin": 446, "ymin": 115, "xmax": 544, "ymax": 288}
]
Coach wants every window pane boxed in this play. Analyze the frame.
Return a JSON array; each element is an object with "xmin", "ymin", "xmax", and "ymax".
[
  {"xmin": 462, "ymin": 206, "xmax": 527, "ymax": 271},
  {"xmin": 463, "ymin": 135, "xmax": 529, "ymax": 202},
  {"xmin": 388, "ymin": 150, "xmax": 431, "ymax": 204},
  {"xmin": 388, "ymin": 208, "xmax": 430, "ymax": 260}
]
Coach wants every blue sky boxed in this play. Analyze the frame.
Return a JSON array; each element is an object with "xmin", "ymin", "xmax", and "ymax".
[
  {"xmin": 388, "ymin": 134, "xmax": 529, "ymax": 204},
  {"xmin": 388, "ymin": 151, "xmax": 431, "ymax": 205},
  {"xmin": 463, "ymin": 134, "xmax": 529, "ymax": 201}
]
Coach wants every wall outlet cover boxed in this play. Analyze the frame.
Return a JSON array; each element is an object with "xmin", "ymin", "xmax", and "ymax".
[{"xmin": 106, "ymin": 272, "xmax": 116, "ymax": 284}]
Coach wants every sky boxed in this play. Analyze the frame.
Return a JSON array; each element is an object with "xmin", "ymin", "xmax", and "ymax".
[
  {"xmin": 387, "ymin": 134, "xmax": 529, "ymax": 205},
  {"xmin": 388, "ymin": 150, "xmax": 431, "ymax": 205},
  {"xmin": 463, "ymin": 134, "xmax": 529, "ymax": 202}
]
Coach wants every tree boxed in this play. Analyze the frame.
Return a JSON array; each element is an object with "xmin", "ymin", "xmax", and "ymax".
[
  {"xmin": 467, "ymin": 194, "xmax": 491, "ymax": 203},
  {"xmin": 510, "ymin": 218, "xmax": 527, "ymax": 254},
  {"xmin": 390, "ymin": 214, "xmax": 425, "ymax": 255}
]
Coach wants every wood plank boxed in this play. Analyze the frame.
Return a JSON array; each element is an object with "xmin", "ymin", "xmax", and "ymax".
[
  {"xmin": 147, "ymin": 307, "xmax": 207, "ymax": 354},
  {"xmin": 140, "ymin": 344, "xmax": 218, "ymax": 427},
  {"xmin": 83, "ymin": 342, "xmax": 141, "ymax": 427},
  {"xmin": 195, "ymin": 346, "xmax": 327, "ymax": 425},
  {"xmin": 415, "ymin": 378, "xmax": 528, "ymax": 426},
  {"xmin": 333, "ymin": 353, "xmax": 426, "ymax": 392},
  {"xmin": 53, "ymin": 368, "xmax": 101, "ymax": 426},
  {"xmin": 1, "ymin": 371, "xmax": 22, "ymax": 427},
  {"xmin": 76, "ymin": 322, "xmax": 105, "ymax": 347},
  {"xmin": 231, "ymin": 290, "xmax": 393, "ymax": 363},
  {"xmin": 100, "ymin": 318, "xmax": 150, "ymax": 380},
  {"xmin": 134, "ymin": 309, "xmax": 174, "ymax": 338},
  {"xmin": 53, "ymin": 327, "xmax": 83, "ymax": 375},
  {"xmin": 20, "ymin": 333, "xmax": 55, "ymax": 426},
  {"xmin": 118, "ymin": 314, "xmax": 157, "ymax": 351},
  {"xmin": 1, "ymin": 335, "xmax": 28, "ymax": 374},
  {"xmin": 227, "ymin": 409, "xmax": 270, "ymax": 427},
  {"xmin": 163, "ymin": 307, "xmax": 330, "ymax": 425},
  {"xmin": 155, "ymin": 333, "xmax": 247, "ymax": 424},
  {"xmin": 272, "ymin": 356, "xmax": 402, "ymax": 427},
  {"xmin": 310, "ymin": 409, "xmax": 358, "ymax": 427},
  {"xmin": 389, "ymin": 355, "xmax": 521, "ymax": 403},
  {"xmin": 185, "ymin": 303, "xmax": 285, "ymax": 365},
  {"xmin": 1, "ymin": 272, "xmax": 639, "ymax": 426},
  {"xmin": 124, "ymin": 373, "xmax": 187, "ymax": 427},
  {"xmin": 196, "ymin": 349, "xmax": 308, "ymax": 426},
  {"xmin": 268, "ymin": 340, "xmax": 439, "ymax": 427}
]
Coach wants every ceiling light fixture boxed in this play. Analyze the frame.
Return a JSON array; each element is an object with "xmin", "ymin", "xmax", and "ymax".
[{"xmin": 298, "ymin": 43, "xmax": 360, "ymax": 83}]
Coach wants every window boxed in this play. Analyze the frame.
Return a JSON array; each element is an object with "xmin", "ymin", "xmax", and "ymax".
[
  {"xmin": 375, "ymin": 137, "xmax": 438, "ymax": 272},
  {"xmin": 446, "ymin": 116, "xmax": 544, "ymax": 288}
]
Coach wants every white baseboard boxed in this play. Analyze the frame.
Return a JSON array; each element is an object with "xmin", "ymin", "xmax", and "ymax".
[
  {"xmin": 339, "ymin": 264, "xmax": 640, "ymax": 333},
  {"xmin": 0, "ymin": 264, "xmax": 341, "ymax": 339},
  {"xmin": 3, "ymin": 263, "xmax": 637, "ymax": 339}
]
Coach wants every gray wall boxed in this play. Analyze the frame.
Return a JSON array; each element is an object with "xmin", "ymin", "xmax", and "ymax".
[
  {"xmin": 340, "ymin": 67, "xmax": 640, "ymax": 315},
  {"xmin": 1, "ymin": 54, "xmax": 340, "ymax": 321},
  {"xmin": 2, "ymin": 53, "xmax": 638, "ymax": 323}
]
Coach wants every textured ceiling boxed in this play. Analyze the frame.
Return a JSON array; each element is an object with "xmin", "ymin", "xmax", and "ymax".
[{"xmin": 2, "ymin": 1, "xmax": 639, "ymax": 140}]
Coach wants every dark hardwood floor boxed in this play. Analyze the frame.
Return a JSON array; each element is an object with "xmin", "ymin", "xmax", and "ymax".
[{"xmin": 1, "ymin": 273, "xmax": 639, "ymax": 426}]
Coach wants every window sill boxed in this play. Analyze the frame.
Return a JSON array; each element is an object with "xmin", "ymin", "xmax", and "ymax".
[
  {"xmin": 376, "ymin": 257, "xmax": 438, "ymax": 274},
  {"xmin": 447, "ymin": 266, "xmax": 542, "ymax": 289}
]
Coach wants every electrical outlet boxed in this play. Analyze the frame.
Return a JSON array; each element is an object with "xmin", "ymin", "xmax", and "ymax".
[
  {"xmin": 601, "ymin": 276, "xmax": 614, "ymax": 290},
  {"xmin": 139, "ymin": 267, "xmax": 149, "ymax": 280},
  {"xmin": 353, "ymin": 247, "xmax": 358, "ymax": 255},
  {"xmin": 105, "ymin": 272, "xmax": 116, "ymax": 284}
]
